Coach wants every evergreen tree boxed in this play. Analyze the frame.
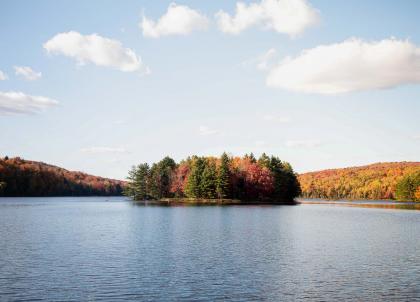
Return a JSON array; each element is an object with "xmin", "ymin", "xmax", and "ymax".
[
  {"xmin": 147, "ymin": 163, "xmax": 160, "ymax": 199},
  {"xmin": 258, "ymin": 153, "xmax": 270, "ymax": 168},
  {"xmin": 157, "ymin": 156, "xmax": 176, "ymax": 198},
  {"xmin": 216, "ymin": 152, "xmax": 231, "ymax": 199},
  {"xmin": 396, "ymin": 171, "xmax": 420, "ymax": 201},
  {"xmin": 249, "ymin": 152, "xmax": 256, "ymax": 163},
  {"xmin": 124, "ymin": 164, "xmax": 149, "ymax": 200},
  {"xmin": 147, "ymin": 157, "xmax": 177, "ymax": 199},
  {"xmin": 135, "ymin": 163, "xmax": 149, "ymax": 200},
  {"xmin": 200, "ymin": 160, "xmax": 217, "ymax": 199},
  {"xmin": 185, "ymin": 157, "xmax": 205, "ymax": 198},
  {"xmin": 266, "ymin": 156, "xmax": 301, "ymax": 201},
  {"xmin": 123, "ymin": 165, "xmax": 137, "ymax": 198}
]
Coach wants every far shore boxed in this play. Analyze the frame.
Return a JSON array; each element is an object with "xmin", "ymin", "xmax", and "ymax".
[
  {"xmin": 131, "ymin": 198, "xmax": 420, "ymax": 210},
  {"xmin": 298, "ymin": 198, "xmax": 420, "ymax": 210}
]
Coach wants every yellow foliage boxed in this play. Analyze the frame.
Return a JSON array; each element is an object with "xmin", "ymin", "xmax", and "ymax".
[{"xmin": 298, "ymin": 162, "xmax": 420, "ymax": 200}]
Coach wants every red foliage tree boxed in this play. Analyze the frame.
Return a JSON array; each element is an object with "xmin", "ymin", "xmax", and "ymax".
[{"xmin": 170, "ymin": 163, "xmax": 190, "ymax": 197}]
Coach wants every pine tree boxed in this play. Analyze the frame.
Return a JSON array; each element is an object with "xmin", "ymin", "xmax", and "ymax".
[
  {"xmin": 267, "ymin": 156, "xmax": 300, "ymax": 201},
  {"xmin": 185, "ymin": 157, "xmax": 205, "ymax": 198},
  {"xmin": 200, "ymin": 160, "xmax": 217, "ymax": 199},
  {"xmin": 216, "ymin": 152, "xmax": 231, "ymax": 199},
  {"xmin": 123, "ymin": 165, "xmax": 137, "ymax": 198},
  {"xmin": 123, "ymin": 164, "xmax": 150, "ymax": 200},
  {"xmin": 157, "ymin": 156, "xmax": 176, "ymax": 198},
  {"xmin": 258, "ymin": 153, "xmax": 270, "ymax": 168},
  {"xmin": 249, "ymin": 152, "xmax": 256, "ymax": 163},
  {"xmin": 147, "ymin": 163, "xmax": 160, "ymax": 199},
  {"xmin": 135, "ymin": 163, "xmax": 149, "ymax": 200}
]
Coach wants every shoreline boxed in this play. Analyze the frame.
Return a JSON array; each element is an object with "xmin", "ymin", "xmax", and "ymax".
[
  {"xmin": 133, "ymin": 198, "xmax": 297, "ymax": 206},
  {"xmin": 298, "ymin": 199, "xmax": 420, "ymax": 210}
]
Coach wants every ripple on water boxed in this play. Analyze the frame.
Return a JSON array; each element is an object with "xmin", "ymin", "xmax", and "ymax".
[{"xmin": 0, "ymin": 197, "xmax": 419, "ymax": 301}]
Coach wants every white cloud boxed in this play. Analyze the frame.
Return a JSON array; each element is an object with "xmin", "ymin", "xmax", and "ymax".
[
  {"xmin": 0, "ymin": 70, "xmax": 7, "ymax": 80},
  {"xmin": 44, "ymin": 31, "xmax": 147, "ymax": 72},
  {"xmin": 14, "ymin": 66, "xmax": 42, "ymax": 81},
  {"xmin": 80, "ymin": 147, "xmax": 128, "ymax": 154},
  {"xmin": 141, "ymin": 3, "xmax": 209, "ymax": 38},
  {"xmin": 285, "ymin": 139, "xmax": 321, "ymax": 148},
  {"xmin": 216, "ymin": 0, "xmax": 319, "ymax": 36},
  {"xmin": 240, "ymin": 48, "xmax": 278, "ymax": 71},
  {"xmin": 267, "ymin": 38, "xmax": 420, "ymax": 94},
  {"xmin": 199, "ymin": 126, "xmax": 219, "ymax": 136},
  {"xmin": 0, "ymin": 91, "xmax": 58, "ymax": 115},
  {"xmin": 262, "ymin": 114, "xmax": 290, "ymax": 123},
  {"xmin": 257, "ymin": 48, "xmax": 278, "ymax": 70}
]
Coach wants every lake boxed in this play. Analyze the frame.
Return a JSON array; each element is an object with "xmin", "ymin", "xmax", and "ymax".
[{"xmin": 0, "ymin": 197, "xmax": 419, "ymax": 301}]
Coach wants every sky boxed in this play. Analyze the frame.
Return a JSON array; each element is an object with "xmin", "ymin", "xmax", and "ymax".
[{"xmin": 1, "ymin": 0, "xmax": 420, "ymax": 180}]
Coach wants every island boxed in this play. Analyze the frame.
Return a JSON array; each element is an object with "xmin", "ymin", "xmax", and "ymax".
[{"xmin": 124, "ymin": 153, "xmax": 301, "ymax": 205}]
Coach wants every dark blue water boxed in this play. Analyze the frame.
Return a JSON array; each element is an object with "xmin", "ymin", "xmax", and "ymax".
[{"xmin": 0, "ymin": 197, "xmax": 419, "ymax": 301}]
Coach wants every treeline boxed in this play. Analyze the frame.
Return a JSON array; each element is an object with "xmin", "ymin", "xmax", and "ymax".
[
  {"xmin": 0, "ymin": 157, "xmax": 124, "ymax": 197},
  {"xmin": 396, "ymin": 171, "xmax": 420, "ymax": 201},
  {"xmin": 298, "ymin": 162, "xmax": 420, "ymax": 201},
  {"xmin": 124, "ymin": 153, "xmax": 300, "ymax": 202}
]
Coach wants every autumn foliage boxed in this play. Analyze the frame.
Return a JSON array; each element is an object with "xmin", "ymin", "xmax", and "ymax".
[
  {"xmin": 125, "ymin": 153, "xmax": 300, "ymax": 202},
  {"xmin": 298, "ymin": 162, "xmax": 420, "ymax": 201},
  {"xmin": 0, "ymin": 157, "xmax": 124, "ymax": 197}
]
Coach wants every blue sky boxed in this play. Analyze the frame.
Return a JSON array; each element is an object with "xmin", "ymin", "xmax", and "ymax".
[{"xmin": 1, "ymin": 0, "xmax": 420, "ymax": 180}]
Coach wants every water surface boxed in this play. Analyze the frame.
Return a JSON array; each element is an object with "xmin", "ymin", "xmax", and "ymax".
[{"xmin": 0, "ymin": 197, "xmax": 419, "ymax": 301}]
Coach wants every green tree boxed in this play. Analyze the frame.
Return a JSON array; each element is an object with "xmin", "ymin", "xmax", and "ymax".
[
  {"xmin": 244, "ymin": 153, "xmax": 256, "ymax": 163},
  {"xmin": 257, "ymin": 153, "xmax": 271, "ymax": 168},
  {"xmin": 147, "ymin": 163, "xmax": 160, "ymax": 199},
  {"xmin": 266, "ymin": 156, "xmax": 301, "ymax": 201},
  {"xmin": 135, "ymin": 163, "xmax": 150, "ymax": 200},
  {"xmin": 185, "ymin": 157, "xmax": 205, "ymax": 198},
  {"xmin": 200, "ymin": 160, "xmax": 217, "ymax": 199},
  {"xmin": 396, "ymin": 171, "xmax": 420, "ymax": 201},
  {"xmin": 147, "ymin": 157, "xmax": 176, "ymax": 199},
  {"xmin": 123, "ymin": 165, "xmax": 137, "ymax": 198},
  {"xmin": 124, "ymin": 164, "xmax": 150, "ymax": 200},
  {"xmin": 216, "ymin": 152, "xmax": 231, "ymax": 199}
]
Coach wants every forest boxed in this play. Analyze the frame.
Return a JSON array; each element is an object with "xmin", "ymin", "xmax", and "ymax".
[
  {"xmin": 298, "ymin": 162, "xmax": 420, "ymax": 201},
  {"xmin": 395, "ymin": 171, "xmax": 420, "ymax": 201},
  {"xmin": 124, "ymin": 153, "xmax": 301, "ymax": 203},
  {"xmin": 0, "ymin": 157, "xmax": 124, "ymax": 196}
]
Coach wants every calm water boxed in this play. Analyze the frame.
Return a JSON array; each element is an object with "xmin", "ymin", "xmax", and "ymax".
[{"xmin": 0, "ymin": 197, "xmax": 419, "ymax": 301}]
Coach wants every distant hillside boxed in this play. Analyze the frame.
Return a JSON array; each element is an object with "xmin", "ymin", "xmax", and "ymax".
[
  {"xmin": 298, "ymin": 162, "xmax": 420, "ymax": 200},
  {"xmin": 0, "ymin": 157, "xmax": 125, "ymax": 197}
]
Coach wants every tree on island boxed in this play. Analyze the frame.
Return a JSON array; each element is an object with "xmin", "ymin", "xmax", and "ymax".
[
  {"xmin": 216, "ymin": 152, "xmax": 231, "ymax": 199},
  {"xmin": 184, "ymin": 156, "xmax": 205, "ymax": 198},
  {"xmin": 148, "ymin": 156, "xmax": 176, "ymax": 199},
  {"xmin": 124, "ymin": 152, "xmax": 301, "ymax": 203}
]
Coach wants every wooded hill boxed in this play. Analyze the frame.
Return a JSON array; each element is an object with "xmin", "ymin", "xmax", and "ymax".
[
  {"xmin": 298, "ymin": 162, "xmax": 420, "ymax": 201},
  {"xmin": 0, "ymin": 157, "xmax": 124, "ymax": 197}
]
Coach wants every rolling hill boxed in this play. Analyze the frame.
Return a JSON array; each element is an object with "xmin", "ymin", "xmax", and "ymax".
[
  {"xmin": 298, "ymin": 162, "xmax": 420, "ymax": 200},
  {"xmin": 0, "ymin": 157, "xmax": 124, "ymax": 197}
]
